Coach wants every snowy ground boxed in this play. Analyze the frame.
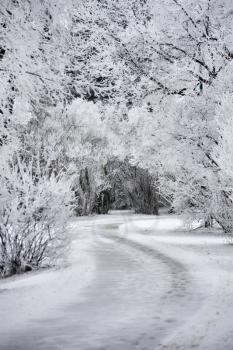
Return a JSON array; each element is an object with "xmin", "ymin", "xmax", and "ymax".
[{"xmin": 1, "ymin": 210, "xmax": 233, "ymax": 349}]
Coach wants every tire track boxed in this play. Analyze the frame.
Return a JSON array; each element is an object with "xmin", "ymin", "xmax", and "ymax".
[{"xmin": 109, "ymin": 235, "xmax": 190, "ymax": 296}]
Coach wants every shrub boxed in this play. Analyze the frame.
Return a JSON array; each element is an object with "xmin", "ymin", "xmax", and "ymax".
[{"xmin": 0, "ymin": 156, "xmax": 73, "ymax": 277}]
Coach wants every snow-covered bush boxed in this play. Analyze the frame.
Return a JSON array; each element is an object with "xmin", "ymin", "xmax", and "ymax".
[
  {"xmin": 0, "ymin": 155, "xmax": 73, "ymax": 277},
  {"xmin": 157, "ymin": 62, "xmax": 233, "ymax": 232},
  {"xmin": 212, "ymin": 90, "xmax": 233, "ymax": 232}
]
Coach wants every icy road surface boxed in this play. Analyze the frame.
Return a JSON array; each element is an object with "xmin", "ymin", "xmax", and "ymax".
[{"xmin": 1, "ymin": 211, "xmax": 233, "ymax": 350}]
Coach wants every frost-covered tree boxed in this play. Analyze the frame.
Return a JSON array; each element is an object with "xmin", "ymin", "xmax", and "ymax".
[
  {"xmin": 66, "ymin": 0, "xmax": 233, "ymax": 108},
  {"xmin": 157, "ymin": 62, "xmax": 233, "ymax": 232},
  {"xmin": 2, "ymin": 0, "xmax": 233, "ymax": 277}
]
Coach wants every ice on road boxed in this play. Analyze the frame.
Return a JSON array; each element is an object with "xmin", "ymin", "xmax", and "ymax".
[{"xmin": 1, "ymin": 211, "xmax": 233, "ymax": 350}]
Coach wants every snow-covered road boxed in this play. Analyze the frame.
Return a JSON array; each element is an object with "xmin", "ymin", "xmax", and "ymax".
[{"xmin": 1, "ymin": 211, "xmax": 233, "ymax": 350}]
